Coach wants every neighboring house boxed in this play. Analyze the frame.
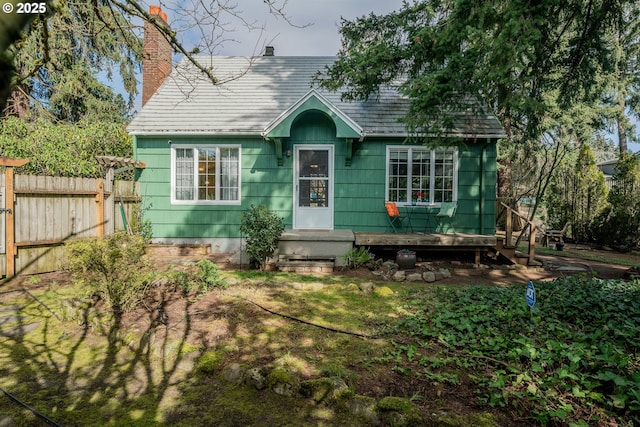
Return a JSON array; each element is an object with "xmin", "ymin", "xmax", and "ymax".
[
  {"xmin": 597, "ymin": 152, "xmax": 640, "ymax": 189},
  {"xmin": 127, "ymin": 7, "xmax": 506, "ymax": 255}
]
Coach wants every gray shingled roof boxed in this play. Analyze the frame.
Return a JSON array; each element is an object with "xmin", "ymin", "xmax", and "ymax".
[{"xmin": 127, "ymin": 56, "xmax": 506, "ymax": 139}]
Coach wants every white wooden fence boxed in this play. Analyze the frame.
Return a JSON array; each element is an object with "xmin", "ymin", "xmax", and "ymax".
[{"xmin": 0, "ymin": 174, "xmax": 138, "ymax": 277}]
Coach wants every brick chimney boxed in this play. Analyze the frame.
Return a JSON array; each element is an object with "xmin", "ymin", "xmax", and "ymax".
[{"xmin": 142, "ymin": 5, "xmax": 172, "ymax": 106}]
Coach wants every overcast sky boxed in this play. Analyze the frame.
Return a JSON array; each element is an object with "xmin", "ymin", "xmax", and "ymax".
[{"xmin": 209, "ymin": 0, "xmax": 406, "ymax": 56}]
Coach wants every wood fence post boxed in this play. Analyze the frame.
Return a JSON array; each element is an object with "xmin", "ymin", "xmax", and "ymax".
[
  {"xmin": 1, "ymin": 157, "xmax": 29, "ymax": 277},
  {"xmin": 96, "ymin": 178, "xmax": 104, "ymax": 237},
  {"xmin": 6, "ymin": 167, "xmax": 15, "ymax": 277}
]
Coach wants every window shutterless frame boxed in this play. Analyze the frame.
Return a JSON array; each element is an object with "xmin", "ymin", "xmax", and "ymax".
[
  {"xmin": 170, "ymin": 144, "xmax": 241, "ymax": 205},
  {"xmin": 385, "ymin": 146, "xmax": 458, "ymax": 206}
]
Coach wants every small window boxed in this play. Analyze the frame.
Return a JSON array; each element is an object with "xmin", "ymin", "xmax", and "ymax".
[
  {"xmin": 386, "ymin": 146, "xmax": 457, "ymax": 205},
  {"xmin": 172, "ymin": 146, "xmax": 240, "ymax": 204}
]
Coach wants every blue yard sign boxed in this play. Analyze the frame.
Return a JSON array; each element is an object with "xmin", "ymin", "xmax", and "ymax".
[{"xmin": 526, "ymin": 281, "xmax": 536, "ymax": 308}]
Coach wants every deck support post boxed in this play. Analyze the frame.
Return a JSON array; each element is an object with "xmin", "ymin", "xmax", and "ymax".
[{"xmin": 528, "ymin": 225, "xmax": 537, "ymax": 265}]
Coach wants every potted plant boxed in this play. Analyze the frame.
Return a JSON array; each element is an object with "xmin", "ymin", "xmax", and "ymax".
[{"xmin": 396, "ymin": 249, "xmax": 416, "ymax": 270}]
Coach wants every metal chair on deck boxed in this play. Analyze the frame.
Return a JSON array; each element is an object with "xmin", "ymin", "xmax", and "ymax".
[
  {"xmin": 435, "ymin": 202, "xmax": 457, "ymax": 233},
  {"xmin": 385, "ymin": 202, "xmax": 407, "ymax": 232}
]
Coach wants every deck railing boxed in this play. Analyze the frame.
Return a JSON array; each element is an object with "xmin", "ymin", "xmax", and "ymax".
[{"xmin": 500, "ymin": 202, "xmax": 537, "ymax": 265}]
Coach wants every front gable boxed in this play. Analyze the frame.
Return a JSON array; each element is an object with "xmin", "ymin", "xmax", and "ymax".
[{"xmin": 262, "ymin": 89, "xmax": 363, "ymax": 140}]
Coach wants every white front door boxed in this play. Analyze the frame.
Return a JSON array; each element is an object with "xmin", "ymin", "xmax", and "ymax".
[{"xmin": 294, "ymin": 145, "xmax": 334, "ymax": 229}]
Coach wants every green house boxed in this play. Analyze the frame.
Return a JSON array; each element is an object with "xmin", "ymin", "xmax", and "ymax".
[{"xmin": 127, "ymin": 54, "xmax": 505, "ymax": 260}]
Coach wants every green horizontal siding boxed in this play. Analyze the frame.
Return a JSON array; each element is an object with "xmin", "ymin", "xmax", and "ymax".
[{"xmin": 135, "ymin": 112, "xmax": 498, "ymax": 239}]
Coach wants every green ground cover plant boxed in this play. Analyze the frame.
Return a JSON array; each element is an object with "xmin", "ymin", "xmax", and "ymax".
[{"xmin": 388, "ymin": 276, "xmax": 640, "ymax": 425}]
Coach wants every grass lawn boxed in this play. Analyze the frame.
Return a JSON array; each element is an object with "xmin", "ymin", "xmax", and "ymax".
[{"xmin": 1, "ymin": 262, "xmax": 639, "ymax": 426}]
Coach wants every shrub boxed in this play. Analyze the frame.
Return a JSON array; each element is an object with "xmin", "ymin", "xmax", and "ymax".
[
  {"xmin": 65, "ymin": 232, "xmax": 152, "ymax": 315},
  {"xmin": 239, "ymin": 204, "xmax": 285, "ymax": 270},
  {"xmin": 129, "ymin": 200, "xmax": 153, "ymax": 241},
  {"xmin": 196, "ymin": 259, "xmax": 226, "ymax": 292},
  {"xmin": 342, "ymin": 246, "xmax": 375, "ymax": 269},
  {"xmin": 170, "ymin": 259, "xmax": 226, "ymax": 294}
]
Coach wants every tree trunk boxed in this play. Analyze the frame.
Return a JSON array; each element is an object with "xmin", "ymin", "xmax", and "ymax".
[{"xmin": 617, "ymin": 117, "xmax": 628, "ymax": 154}]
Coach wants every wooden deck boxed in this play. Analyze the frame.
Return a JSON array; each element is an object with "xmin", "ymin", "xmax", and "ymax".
[
  {"xmin": 276, "ymin": 230, "xmax": 499, "ymax": 266},
  {"xmin": 354, "ymin": 232, "xmax": 497, "ymax": 264},
  {"xmin": 355, "ymin": 232, "xmax": 496, "ymax": 248}
]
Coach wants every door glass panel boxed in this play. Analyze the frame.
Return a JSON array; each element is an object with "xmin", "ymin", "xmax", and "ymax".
[
  {"xmin": 299, "ymin": 150, "xmax": 328, "ymax": 178},
  {"xmin": 298, "ymin": 149, "xmax": 329, "ymax": 208}
]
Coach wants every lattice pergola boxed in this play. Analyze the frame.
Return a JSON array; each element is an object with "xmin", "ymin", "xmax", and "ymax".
[{"xmin": 95, "ymin": 155, "xmax": 146, "ymax": 176}]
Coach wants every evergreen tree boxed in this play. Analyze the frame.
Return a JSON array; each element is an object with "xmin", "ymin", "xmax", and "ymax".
[
  {"xmin": 546, "ymin": 143, "xmax": 608, "ymax": 242},
  {"xmin": 320, "ymin": 0, "xmax": 637, "ymax": 200},
  {"xmin": 591, "ymin": 152, "xmax": 640, "ymax": 250},
  {"xmin": 6, "ymin": 1, "xmax": 140, "ymax": 121},
  {"xmin": 0, "ymin": 0, "xmax": 297, "ymax": 119}
]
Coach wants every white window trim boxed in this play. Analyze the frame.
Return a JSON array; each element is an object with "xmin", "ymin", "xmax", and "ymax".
[
  {"xmin": 170, "ymin": 144, "xmax": 242, "ymax": 205},
  {"xmin": 385, "ymin": 146, "xmax": 458, "ymax": 207}
]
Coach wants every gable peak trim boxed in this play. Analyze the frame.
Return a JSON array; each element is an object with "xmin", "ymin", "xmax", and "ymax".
[{"xmin": 262, "ymin": 89, "xmax": 364, "ymax": 140}]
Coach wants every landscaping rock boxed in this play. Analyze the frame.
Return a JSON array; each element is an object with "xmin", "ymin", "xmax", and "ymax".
[
  {"xmin": 223, "ymin": 363, "xmax": 245, "ymax": 383},
  {"xmin": 0, "ymin": 415, "xmax": 14, "ymax": 427},
  {"xmin": 434, "ymin": 272, "xmax": 444, "ymax": 281},
  {"xmin": 300, "ymin": 378, "xmax": 335, "ymax": 402},
  {"xmin": 423, "ymin": 272, "xmax": 436, "ymax": 283},
  {"xmin": 383, "ymin": 261, "xmax": 398, "ymax": 270},
  {"xmin": 358, "ymin": 282, "xmax": 375, "ymax": 294},
  {"xmin": 392, "ymin": 271, "xmax": 406, "ymax": 282},
  {"xmin": 430, "ymin": 412, "xmax": 499, "ymax": 427},
  {"xmin": 322, "ymin": 284, "xmax": 343, "ymax": 293},
  {"xmin": 306, "ymin": 282, "xmax": 326, "ymax": 291},
  {"xmin": 374, "ymin": 286, "xmax": 395, "ymax": 297},
  {"xmin": 268, "ymin": 367, "xmax": 298, "ymax": 397},
  {"xmin": 330, "ymin": 377, "xmax": 351, "ymax": 401},
  {"xmin": 406, "ymin": 273, "xmax": 423, "ymax": 282},
  {"xmin": 346, "ymin": 283, "xmax": 360, "ymax": 292},
  {"xmin": 439, "ymin": 268, "xmax": 452, "ymax": 278},
  {"xmin": 376, "ymin": 396, "xmax": 423, "ymax": 426},
  {"xmin": 344, "ymin": 395, "xmax": 380, "ymax": 425},
  {"xmin": 196, "ymin": 350, "xmax": 224, "ymax": 374},
  {"xmin": 244, "ymin": 367, "xmax": 267, "ymax": 390},
  {"xmin": 291, "ymin": 282, "xmax": 325, "ymax": 291}
]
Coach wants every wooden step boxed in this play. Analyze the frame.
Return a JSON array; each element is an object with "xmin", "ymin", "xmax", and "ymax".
[{"xmin": 276, "ymin": 260, "xmax": 335, "ymax": 275}]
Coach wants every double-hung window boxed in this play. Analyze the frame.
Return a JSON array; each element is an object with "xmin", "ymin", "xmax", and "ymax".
[
  {"xmin": 386, "ymin": 146, "xmax": 457, "ymax": 205},
  {"xmin": 172, "ymin": 145, "xmax": 241, "ymax": 204}
]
